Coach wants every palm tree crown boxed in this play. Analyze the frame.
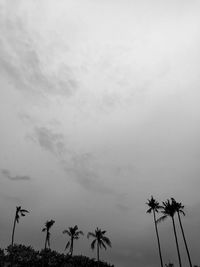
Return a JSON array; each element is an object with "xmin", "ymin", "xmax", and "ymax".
[
  {"xmin": 146, "ymin": 196, "xmax": 162, "ymax": 214},
  {"xmin": 63, "ymin": 225, "xmax": 84, "ymax": 255},
  {"xmin": 87, "ymin": 227, "xmax": 112, "ymax": 251},
  {"xmin": 15, "ymin": 206, "xmax": 29, "ymax": 223}
]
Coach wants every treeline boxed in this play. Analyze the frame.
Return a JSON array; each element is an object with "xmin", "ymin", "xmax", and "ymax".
[{"xmin": 0, "ymin": 244, "xmax": 114, "ymax": 267}]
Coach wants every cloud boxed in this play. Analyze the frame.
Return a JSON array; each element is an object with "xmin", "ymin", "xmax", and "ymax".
[
  {"xmin": 0, "ymin": 8, "xmax": 79, "ymax": 99},
  {"xmin": 28, "ymin": 126, "xmax": 116, "ymax": 195},
  {"xmin": 1, "ymin": 169, "xmax": 31, "ymax": 181},
  {"xmin": 64, "ymin": 153, "xmax": 116, "ymax": 195},
  {"xmin": 28, "ymin": 126, "xmax": 66, "ymax": 157}
]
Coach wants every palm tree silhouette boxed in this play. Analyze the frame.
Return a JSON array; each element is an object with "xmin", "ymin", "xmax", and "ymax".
[
  {"xmin": 157, "ymin": 199, "xmax": 182, "ymax": 267},
  {"xmin": 87, "ymin": 227, "xmax": 112, "ymax": 267},
  {"xmin": 63, "ymin": 225, "xmax": 84, "ymax": 256},
  {"xmin": 42, "ymin": 220, "xmax": 55, "ymax": 250},
  {"xmin": 146, "ymin": 196, "xmax": 164, "ymax": 267},
  {"xmin": 11, "ymin": 206, "xmax": 29, "ymax": 246},
  {"xmin": 171, "ymin": 198, "xmax": 193, "ymax": 267}
]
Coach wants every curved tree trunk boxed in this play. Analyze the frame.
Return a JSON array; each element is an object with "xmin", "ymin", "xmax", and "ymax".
[
  {"xmin": 177, "ymin": 212, "xmax": 192, "ymax": 267},
  {"xmin": 153, "ymin": 210, "xmax": 164, "ymax": 267},
  {"xmin": 172, "ymin": 216, "xmax": 182, "ymax": 267}
]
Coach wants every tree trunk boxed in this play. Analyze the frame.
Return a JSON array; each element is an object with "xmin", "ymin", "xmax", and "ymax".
[
  {"xmin": 11, "ymin": 213, "xmax": 17, "ymax": 267},
  {"xmin": 71, "ymin": 237, "xmax": 74, "ymax": 256},
  {"xmin": 11, "ymin": 216, "xmax": 17, "ymax": 247},
  {"xmin": 97, "ymin": 242, "xmax": 99, "ymax": 267},
  {"xmin": 44, "ymin": 233, "xmax": 47, "ymax": 250},
  {"xmin": 172, "ymin": 216, "xmax": 182, "ymax": 267},
  {"xmin": 177, "ymin": 212, "xmax": 192, "ymax": 267},
  {"xmin": 153, "ymin": 210, "xmax": 164, "ymax": 267}
]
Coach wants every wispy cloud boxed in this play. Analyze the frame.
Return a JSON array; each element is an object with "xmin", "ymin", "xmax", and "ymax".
[
  {"xmin": 27, "ymin": 126, "xmax": 66, "ymax": 157},
  {"xmin": 28, "ymin": 126, "xmax": 116, "ymax": 195},
  {"xmin": 64, "ymin": 153, "xmax": 116, "ymax": 195},
  {"xmin": 0, "ymin": 11, "xmax": 79, "ymax": 99},
  {"xmin": 1, "ymin": 169, "xmax": 31, "ymax": 181}
]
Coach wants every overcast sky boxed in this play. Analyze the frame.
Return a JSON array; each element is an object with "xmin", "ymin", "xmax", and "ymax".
[{"xmin": 0, "ymin": 1, "xmax": 200, "ymax": 266}]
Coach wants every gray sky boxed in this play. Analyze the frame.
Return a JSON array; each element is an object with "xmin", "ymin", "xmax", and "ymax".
[{"xmin": 0, "ymin": 0, "xmax": 200, "ymax": 266}]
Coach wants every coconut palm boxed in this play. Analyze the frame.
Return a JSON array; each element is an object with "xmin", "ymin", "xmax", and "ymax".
[
  {"xmin": 63, "ymin": 225, "xmax": 84, "ymax": 256},
  {"xmin": 171, "ymin": 198, "xmax": 193, "ymax": 267},
  {"xmin": 11, "ymin": 206, "xmax": 29, "ymax": 246},
  {"xmin": 42, "ymin": 220, "xmax": 55, "ymax": 250},
  {"xmin": 157, "ymin": 199, "xmax": 182, "ymax": 267},
  {"xmin": 146, "ymin": 196, "xmax": 164, "ymax": 267},
  {"xmin": 87, "ymin": 227, "xmax": 112, "ymax": 267}
]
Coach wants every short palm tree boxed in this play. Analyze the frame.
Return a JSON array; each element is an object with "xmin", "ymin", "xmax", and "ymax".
[
  {"xmin": 63, "ymin": 225, "xmax": 84, "ymax": 256},
  {"xmin": 157, "ymin": 199, "xmax": 182, "ymax": 267},
  {"xmin": 171, "ymin": 198, "xmax": 193, "ymax": 267},
  {"xmin": 146, "ymin": 196, "xmax": 164, "ymax": 267},
  {"xmin": 11, "ymin": 206, "xmax": 29, "ymax": 246},
  {"xmin": 87, "ymin": 227, "xmax": 111, "ymax": 267},
  {"xmin": 42, "ymin": 220, "xmax": 55, "ymax": 250}
]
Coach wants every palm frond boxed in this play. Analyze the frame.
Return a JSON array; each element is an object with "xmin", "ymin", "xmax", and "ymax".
[
  {"xmin": 20, "ymin": 209, "xmax": 29, "ymax": 213},
  {"xmin": 91, "ymin": 239, "xmax": 96, "ymax": 250},
  {"xmin": 156, "ymin": 215, "xmax": 167, "ymax": 224},
  {"xmin": 102, "ymin": 236, "xmax": 112, "ymax": 247},
  {"xmin": 65, "ymin": 241, "xmax": 70, "ymax": 250},
  {"xmin": 87, "ymin": 232, "xmax": 96, "ymax": 239},
  {"xmin": 101, "ymin": 241, "xmax": 107, "ymax": 250}
]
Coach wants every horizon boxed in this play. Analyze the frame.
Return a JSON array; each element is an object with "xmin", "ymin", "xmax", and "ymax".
[{"xmin": 0, "ymin": 1, "xmax": 200, "ymax": 266}]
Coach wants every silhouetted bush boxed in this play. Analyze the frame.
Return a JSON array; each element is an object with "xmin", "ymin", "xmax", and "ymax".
[{"xmin": 2, "ymin": 244, "xmax": 114, "ymax": 267}]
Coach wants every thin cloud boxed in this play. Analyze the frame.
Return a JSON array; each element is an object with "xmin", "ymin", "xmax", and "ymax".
[
  {"xmin": 0, "ymin": 13, "xmax": 79, "ymax": 99},
  {"xmin": 1, "ymin": 169, "xmax": 31, "ymax": 181},
  {"xmin": 28, "ymin": 126, "xmax": 116, "ymax": 195},
  {"xmin": 28, "ymin": 126, "xmax": 66, "ymax": 157}
]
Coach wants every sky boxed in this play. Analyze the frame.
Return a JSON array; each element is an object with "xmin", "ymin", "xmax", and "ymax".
[{"xmin": 0, "ymin": 0, "xmax": 200, "ymax": 266}]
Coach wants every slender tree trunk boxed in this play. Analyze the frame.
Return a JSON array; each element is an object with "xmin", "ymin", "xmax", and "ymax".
[
  {"xmin": 97, "ymin": 242, "xmax": 99, "ymax": 267},
  {"xmin": 11, "ymin": 216, "xmax": 17, "ymax": 247},
  {"xmin": 11, "ymin": 214, "xmax": 17, "ymax": 267},
  {"xmin": 153, "ymin": 210, "xmax": 164, "ymax": 267},
  {"xmin": 44, "ymin": 233, "xmax": 47, "ymax": 250},
  {"xmin": 177, "ymin": 212, "xmax": 192, "ymax": 267},
  {"xmin": 172, "ymin": 216, "xmax": 182, "ymax": 267},
  {"xmin": 71, "ymin": 237, "xmax": 74, "ymax": 256}
]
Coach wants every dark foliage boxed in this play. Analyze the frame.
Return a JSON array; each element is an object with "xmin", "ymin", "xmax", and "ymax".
[{"xmin": 2, "ymin": 244, "xmax": 114, "ymax": 267}]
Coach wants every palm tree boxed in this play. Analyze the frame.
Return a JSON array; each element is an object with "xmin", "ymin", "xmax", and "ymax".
[
  {"xmin": 157, "ymin": 199, "xmax": 182, "ymax": 267},
  {"xmin": 63, "ymin": 225, "xmax": 84, "ymax": 256},
  {"xmin": 87, "ymin": 227, "xmax": 111, "ymax": 267},
  {"xmin": 146, "ymin": 196, "xmax": 164, "ymax": 267},
  {"xmin": 42, "ymin": 220, "xmax": 55, "ymax": 250},
  {"xmin": 171, "ymin": 198, "xmax": 193, "ymax": 267},
  {"xmin": 11, "ymin": 206, "xmax": 29, "ymax": 246}
]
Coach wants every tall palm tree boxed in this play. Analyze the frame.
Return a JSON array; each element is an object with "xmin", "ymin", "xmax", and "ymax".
[
  {"xmin": 63, "ymin": 225, "xmax": 84, "ymax": 256},
  {"xmin": 146, "ymin": 196, "xmax": 164, "ymax": 267},
  {"xmin": 42, "ymin": 220, "xmax": 55, "ymax": 250},
  {"xmin": 171, "ymin": 198, "xmax": 193, "ymax": 267},
  {"xmin": 11, "ymin": 206, "xmax": 29, "ymax": 246},
  {"xmin": 157, "ymin": 199, "xmax": 182, "ymax": 267},
  {"xmin": 87, "ymin": 227, "xmax": 111, "ymax": 267}
]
